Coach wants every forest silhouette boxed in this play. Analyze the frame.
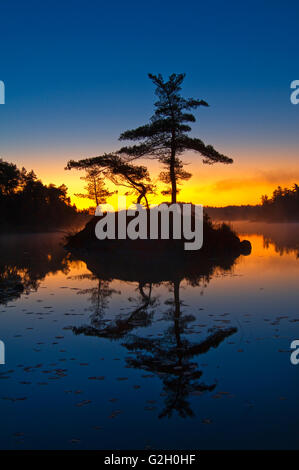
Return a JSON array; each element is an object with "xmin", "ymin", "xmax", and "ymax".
[
  {"xmin": 0, "ymin": 158, "xmax": 88, "ymax": 232},
  {"xmin": 207, "ymin": 184, "xmax": 299, "ymax": 222}
]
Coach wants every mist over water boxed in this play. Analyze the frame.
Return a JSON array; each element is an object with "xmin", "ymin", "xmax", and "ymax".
[{"xmin": 0, "ymin": 224, "xmax": 298, "ymax": 449}]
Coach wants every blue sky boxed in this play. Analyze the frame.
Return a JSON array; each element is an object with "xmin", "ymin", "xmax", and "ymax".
[{"xmin": 0, "ymin": 0, "xmax": 298, "ymax": 205}]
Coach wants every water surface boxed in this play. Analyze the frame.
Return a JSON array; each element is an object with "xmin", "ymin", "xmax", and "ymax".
[{"xmin": 0, "ymin": 224, "xmax": 298, "ymax": 449}]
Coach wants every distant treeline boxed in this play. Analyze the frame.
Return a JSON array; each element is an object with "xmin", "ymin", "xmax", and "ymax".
[
  {"xmin": 0, "ymin": 159, "xmax": 89, "ymax": 232},
  {"xmin": 206, "ymin": 185, "xmax": 299, "ymax": 222}
]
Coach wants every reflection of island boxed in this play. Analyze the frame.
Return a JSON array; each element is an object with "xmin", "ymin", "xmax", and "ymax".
[
  {"xmin": 0, "ymin": 233, "xmax": 70, "ymax": 304},
  {"xmin": 71, "ymin": 251, "xmax": 239, "ymax": 418}
]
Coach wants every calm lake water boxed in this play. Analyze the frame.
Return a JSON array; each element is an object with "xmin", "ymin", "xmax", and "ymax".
[{"xmin": 0, "ymin": 222, "xmax": 298, "ymax": 450}]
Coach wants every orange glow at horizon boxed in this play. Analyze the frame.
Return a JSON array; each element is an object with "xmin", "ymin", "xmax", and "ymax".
[
  {"xmin": 9, "ymin": 147, "xmax": 299, "ymax": 210},
  {"xmin": 41, "ymin": 169, "xmax": 299, "ymax": 212},
  {"xmin": 52, "ymin": 172, "xmax": 299, "ymax": 211}
]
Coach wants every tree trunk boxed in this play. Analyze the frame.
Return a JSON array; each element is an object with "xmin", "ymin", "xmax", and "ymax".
[
  {"xmin": 169, "ymin": 120, "xmax": 177, "ymax": 204},
  {"xmin": 170, "ymin": 148, "xmax": 177, "ymax": 204},
  {"xmin": 93, "ymin": 177, "xmax": 99, "ymax": 206}
]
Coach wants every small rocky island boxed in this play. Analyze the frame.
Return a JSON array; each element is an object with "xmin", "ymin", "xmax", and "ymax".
[{"xmin": 66, "ymin": 209, "xmax": 251, "ymax": 278}]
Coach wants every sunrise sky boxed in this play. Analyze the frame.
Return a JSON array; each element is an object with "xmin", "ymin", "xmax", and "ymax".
[{"xmin": 0, "ymin": 0, "xmax": 298, "ymax": 209}]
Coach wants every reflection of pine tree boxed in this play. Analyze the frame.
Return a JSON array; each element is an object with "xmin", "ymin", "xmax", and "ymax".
[
  {"xmin": 72, "ymin": 264, "xmax": 237, "ymax": 418},
  {"xmin": 73, "ymin": 282, "xmax": 156, "ymax": 340},
  {"xmin": 122, "ymin": 279, "xmax": 237, "ymax": 419},
  {"xmin": 76, "ymin": 276, "xmax": 120, "ymax": 325}
]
